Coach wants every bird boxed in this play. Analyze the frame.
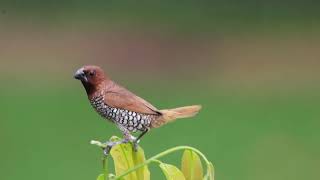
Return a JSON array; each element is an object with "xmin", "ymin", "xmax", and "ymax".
[{"xmin": 74, "ymin": 65, "xmax": 201, "ymax": 154}]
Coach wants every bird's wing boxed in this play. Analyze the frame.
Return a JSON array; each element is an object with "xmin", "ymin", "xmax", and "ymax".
[{"xmin": 104, "ymin": 83, "xmax": 160, "ymax": 115}]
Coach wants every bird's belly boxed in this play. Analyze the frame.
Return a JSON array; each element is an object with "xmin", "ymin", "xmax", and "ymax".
[{"xmin": 90, "ymin": 97, "xmax": 156, "ymax": 132}]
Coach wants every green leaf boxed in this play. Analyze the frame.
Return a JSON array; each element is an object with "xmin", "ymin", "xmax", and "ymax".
[
  {"xmin": 181, "ymin": 150, "xmax": 203, "ymax": 180},
  {"xmin": 159, "ymin": 163, "xmax": 186, "ymax": 180},
  {"xmin": 203, "ymin": 162, "xmax": 214, "ymax": 180},
  {"xmin": 132, "ymin": 146, "xmax": 150, "ymax": 180},
  {"xmin": 207, "ymin": 162, "xmax": 214, "ymax": 180},
  {"xmin": 96, "ymin": 174, "xmax": 105, "ymax": 180},
  {"xmin": 109, "ymin": 136, "xmax": 150, "ymax": 180}
]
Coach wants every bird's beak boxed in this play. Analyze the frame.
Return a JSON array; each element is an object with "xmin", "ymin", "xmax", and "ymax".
[{"xmin": 74, "ymin": 68, "xmax": 87, "ymax": 82}]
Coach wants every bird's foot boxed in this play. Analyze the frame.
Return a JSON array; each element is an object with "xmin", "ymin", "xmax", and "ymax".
[
  {"xmin": 103, "ymin": 135, "xmax": 140, "ymax": 155},
  {"xmin": 103, "ymin": 138, "xmax": 129, "ymax": 156},
  {"xmin": 132, "ymin": 139, "xmax": 140, "ymax": 152},
  {"xmin": 126, "ymin": 135, "xmax": 140, "ymax": 152}
]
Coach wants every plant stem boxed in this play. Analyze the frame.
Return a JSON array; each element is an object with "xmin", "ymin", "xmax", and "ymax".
[
  {"xmin": 115, "ymin": 146, "xmax": 211, "ymax": 180},
  {"xmin": 102, "ymin": 155, "xmax": 108, "ymax": 180}
]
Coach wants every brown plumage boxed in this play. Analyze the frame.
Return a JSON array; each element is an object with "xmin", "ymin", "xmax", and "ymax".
[{"xmin": 74, "ymin": 65, "xmax": 201, "ymax": 146}]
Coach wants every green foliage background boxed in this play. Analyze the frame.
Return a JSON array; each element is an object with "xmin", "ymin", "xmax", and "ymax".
[{"xmin": 0, "ymin": 1, "xmax": 319, "ymax": 180}]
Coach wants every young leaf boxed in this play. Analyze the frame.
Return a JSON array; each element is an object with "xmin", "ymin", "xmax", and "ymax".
[
  {"xmin": 110, "ymin": 143, "xmax": 137, "ymax": 180},
  {"xmin": 109, "ymin": 137, "xmax": 150, "ymax": 180},
  {"xmin": 181, "ymin": 150, "xmax": 203, "ymax": 180},
  {"xmin": 203, "ymin": 162, "xmax": 214, "ymax": 180},
  {"xmin": 207, "ymin": 162, "xmax": 214, "ymax": 180},
  {"xmin": 132, "ymin": 146, "xmax": 150, "ymax": 180},
  {"xmin": 159, "ymin": 163, "xmax": 186, "ymax": 180},
  {"xmin": 96, "ymin": 174, "xmax": 105, "ymax": 180}
]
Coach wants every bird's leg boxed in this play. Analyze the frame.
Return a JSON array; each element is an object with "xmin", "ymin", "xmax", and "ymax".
[
  {"xmin": 104, "ymin": 125, "xmax": 148, "ymax": 154},
  {"xmin": 136, "ymin": 128, "xmax": 149, "ymax": 142},
  {"xmin": 118, "ymin": 124, "xmax": 136, "ymax": 142},
  {"xmin": 118, "ymin": 125, "xmax": 142, "ymax": 152},
  {"xmin": 132, "ymin": 128, "xmax": 149, "ymax": 151},
  {"xmin": 116, "ymin": 124, "xmax": 151, "ymax": 152},
  {"xmin": 103, "ymin": 124, "xmax": 134, "ymax": 155}
]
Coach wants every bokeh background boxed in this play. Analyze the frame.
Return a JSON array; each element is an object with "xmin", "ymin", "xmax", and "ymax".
[{"xmin": 0, "ymin": 1, "xmax": 319, "ymax": 180}]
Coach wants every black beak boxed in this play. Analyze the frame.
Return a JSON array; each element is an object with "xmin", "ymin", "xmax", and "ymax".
[{"xmin": 74, "ymin": 68, "xmax": 87, "ymax": 81}]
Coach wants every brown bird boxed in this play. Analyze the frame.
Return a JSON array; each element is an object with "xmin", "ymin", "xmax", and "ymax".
[{"xmin": 74, "ymin": 65, "xmax": 201, "ymax": 154}]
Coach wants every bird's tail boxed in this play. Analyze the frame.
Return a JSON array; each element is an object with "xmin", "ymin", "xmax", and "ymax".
[{"xmin": 151, "ymin": 105, "xmax": 202, "ymax": 128}]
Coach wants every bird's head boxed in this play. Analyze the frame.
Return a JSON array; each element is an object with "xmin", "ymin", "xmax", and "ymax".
[{"xmin": 74, "ymin": 65, "xmax": 108, "ymax": 94}]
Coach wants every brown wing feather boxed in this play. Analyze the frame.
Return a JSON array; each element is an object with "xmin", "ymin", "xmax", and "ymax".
[{"xmin": 104, "ymin": 82, "xmax": 160, "ymax": 115}]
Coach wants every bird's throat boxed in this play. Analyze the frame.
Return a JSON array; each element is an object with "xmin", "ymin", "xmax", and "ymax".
[{"xmin": 81, "ymin": 81, "xmax": 96, "ymax": 96}]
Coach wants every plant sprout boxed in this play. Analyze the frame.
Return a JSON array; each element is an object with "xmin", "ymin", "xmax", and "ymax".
[{"xmin": 91, "ymin": 136, "xmax": 214, "ymax": 180}]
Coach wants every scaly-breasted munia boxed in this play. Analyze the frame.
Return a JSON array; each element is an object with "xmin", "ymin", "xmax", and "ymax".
[{"xmin": 74, "ymin": 65, "xmax": 201, "ymax": 154}]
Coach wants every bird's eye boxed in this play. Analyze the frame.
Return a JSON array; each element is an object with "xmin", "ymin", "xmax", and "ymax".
[{"xmin": 89, "ymin": 71, "xmax": 96, "ymax": 76}]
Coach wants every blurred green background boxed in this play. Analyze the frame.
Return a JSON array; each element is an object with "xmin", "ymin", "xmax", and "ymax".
[{"xmin": 0, "ymin": 1, "xmax": 319, "ymax": 180}]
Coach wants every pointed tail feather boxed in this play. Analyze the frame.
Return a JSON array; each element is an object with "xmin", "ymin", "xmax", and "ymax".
[{"xmin": 151, "ymin": 105, "xmax": 202, "ymax": 128}]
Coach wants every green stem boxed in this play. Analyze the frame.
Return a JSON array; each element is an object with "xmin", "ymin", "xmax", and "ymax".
[
  {"xmin": 150, "ymin": 159, "xmax": 163, "ymax": 164},
  {"xmin": 102, "ymin": 155, "xmax": 108, "ymax": 180},
  {"xmin": 115, "ymin": 146, "xmax": 211, "ymax": 180}
]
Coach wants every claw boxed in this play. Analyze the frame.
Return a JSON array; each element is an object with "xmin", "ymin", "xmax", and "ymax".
[
  {"xmin": 103, "ymin": 146, "xmax": 111, "ymax": 156},
  {"xmin": 133, "ymin": 142, "xmax": 138, "ymax": 152},
  {"xmin": 132, "ymin": 139, "xmax": 140, "ymax": 152},
  {"xmin": 124, "ymin": 135, "xmax": 139, "ymax": 152},
  {"xmin": 103, "ymin": 141, "xmax": 116, "ymax": 155}
]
